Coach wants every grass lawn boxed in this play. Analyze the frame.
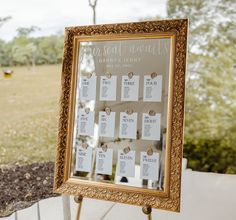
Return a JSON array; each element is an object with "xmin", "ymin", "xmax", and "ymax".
[{"xmin": 0, "ymin": 65, "xmax": 61, "ymax": 165}]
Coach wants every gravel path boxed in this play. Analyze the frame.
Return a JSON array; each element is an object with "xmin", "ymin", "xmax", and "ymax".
[{"xmin": 0, "ymin": 162, "xmax": 58, "ymax": 217}]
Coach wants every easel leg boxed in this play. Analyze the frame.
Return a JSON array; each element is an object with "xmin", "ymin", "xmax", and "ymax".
[
  {"xmin": 142, "ymin": 205, "xmax": 152, "ymax": 220},
  {"xmin": 74, "ymin": 195, "xmax": 83, "ymax": 220}
]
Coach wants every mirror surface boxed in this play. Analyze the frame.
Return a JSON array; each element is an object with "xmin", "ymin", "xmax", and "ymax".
[{"xmin": 71, "ymin": 37, "xmax": 171, "ymax": 191}]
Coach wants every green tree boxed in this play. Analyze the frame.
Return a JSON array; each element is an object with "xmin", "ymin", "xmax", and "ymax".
[
  {"xmin": 12, "ymin": 43, "xmax": 37, "ymax": 70},
  {"xmin": 167, "ymin": 0, "xmax": 236, "ymax": 173},
  {"xmin": 0, "ymin": 16, "xmax": 12, "ymax": 67},
  {"xmin": 35, "ymin": 35, "xmax": 63, "ymax": 64},
  {"xmin": 12, "ymin": 26, "xmax": 40, "ymax": 71},
  {"xmin": 16, "ymin": 26, "xmax": 40, "ymax": 38},
  {"xmin": 0, "ymin": 16, "xmax": 11, "ymax": 28}
]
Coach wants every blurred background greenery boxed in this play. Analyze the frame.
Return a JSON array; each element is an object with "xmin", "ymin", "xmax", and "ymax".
[{"xmin": 0, "ymin": 0, "xmax": 235, "ymax": 173}]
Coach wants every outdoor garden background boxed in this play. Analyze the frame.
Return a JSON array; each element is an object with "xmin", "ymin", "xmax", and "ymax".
[{"xmin": 0, "ymin": 0, "xmax": 235, "ymax": 217}]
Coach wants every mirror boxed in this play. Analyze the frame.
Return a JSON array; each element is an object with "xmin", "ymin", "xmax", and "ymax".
[
  {"xmin": 70, "ymin": 37, "xmax": 172, "ymax": 191},
  {"xmin": 54, "ymin": 20, "xmax": 188, "ymax": 211}
]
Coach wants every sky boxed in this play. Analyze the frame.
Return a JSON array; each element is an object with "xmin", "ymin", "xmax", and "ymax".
[{"xmin": 0, "ymin": 0, "xmax": 167, "ymax": 41}]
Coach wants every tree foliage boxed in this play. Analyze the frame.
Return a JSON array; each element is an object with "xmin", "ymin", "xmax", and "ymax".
[
  {"xmin": 167, "ymin": 0, "xmax": 236, "ymax": 173},
  {"xmin": 0, "ymin": 16, "xmax": 11, "ymax": 28},
  {"xmin": 0, "ymin": 26, "xmax": 63, "ymax": 67},
  {"xmin": 16, "ymin": 26, "xmax": 40, "ymax": 38}
]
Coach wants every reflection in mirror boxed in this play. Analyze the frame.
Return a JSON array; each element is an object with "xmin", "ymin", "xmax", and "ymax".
[{"xmin": 71, "ymin": 38, "xmax": 171, "ymax": 191}]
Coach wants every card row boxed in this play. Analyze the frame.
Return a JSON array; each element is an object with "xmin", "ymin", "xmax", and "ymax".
[
  {"xmin": 78, "ymin": 109, "xmax": 161, "ymax": 140},
  {"xmin": 76, "ymin": 147, "xmax": 160, "ymax": 181},
  {"xmin": 80, "ymin": 73, "xmax": 162, "ymax": 102}
]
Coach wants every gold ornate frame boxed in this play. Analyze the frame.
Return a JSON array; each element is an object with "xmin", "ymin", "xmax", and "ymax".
[{"xmin": 54, "ymin": 19, "xmax": 188, "ymax": 212}]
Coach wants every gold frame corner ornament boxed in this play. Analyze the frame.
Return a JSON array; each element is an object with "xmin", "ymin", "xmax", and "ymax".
[{"xmin": 54, "ymin": 19, "xmax": 188, "ymax": 212}]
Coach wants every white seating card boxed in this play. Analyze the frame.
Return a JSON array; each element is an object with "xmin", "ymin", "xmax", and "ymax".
[
  {"xmin": 143, "ymin": 75, "xmax": 162, "ymax": 102},
  {"xmin": 117, "ymin": 150, "xmax": 135, "ymax": 177},
  {"xmin": 142, "ymin": 113, "xmax": 161, "ymax": 140},
  {"xmin": 100, "ymin": 76, "xmax": 117, "ymax": 101},
  {"xmin": 98, "ymin": 111, "xmax": 116, "ymax": 137},
  {"xmin": 95, "ymin": 148, "xmax": 113, "ymax": 175},
  {"xmin": 140, "ymin": 152, "xmax": 160, "ymax": 181},
  {"xmin": 75, "ymin": 146, "xmax": 93, "ymax": 173},
  {"xmin": 121, "ymin": 75, "xmax": 139, "ymax": 101},
  {"xmin": 78, "ymin": 109, "xmax": 95, "ymax": 136},
  {"xmin": 80, "ymin": 75, "xmax": 97, "ymax": 101},
  {"xmin": 119, "ymin": 112, "xmax": 138, "ymax": 139}
]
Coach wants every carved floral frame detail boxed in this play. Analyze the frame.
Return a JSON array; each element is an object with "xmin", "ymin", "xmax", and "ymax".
[{"xmin": 54, "ymin": 19, "xmax": 188, "ymax": 212}]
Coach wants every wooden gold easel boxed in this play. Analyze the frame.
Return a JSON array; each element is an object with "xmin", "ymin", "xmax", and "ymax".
[
  {"xmin": 142, "ymin": 205, "xmax": 152, "ymax": 220},
  {"xmin": 74, "ymin": 196, "xmax": 152, "ymax": 220},
  {"xmin": 74, "ymin": 195, "xmax": 83, "ymax": 220}
]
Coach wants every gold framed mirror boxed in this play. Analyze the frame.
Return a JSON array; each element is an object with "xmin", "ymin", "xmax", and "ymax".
[{"xmin": 54, "ymin": 19, "xmax": 188, "ymax": 212}]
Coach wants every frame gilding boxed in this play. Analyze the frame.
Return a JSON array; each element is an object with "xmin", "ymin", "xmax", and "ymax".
[{"xmin": 54, "ymin": 19, "xmax": 188, "ymax": 212}]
